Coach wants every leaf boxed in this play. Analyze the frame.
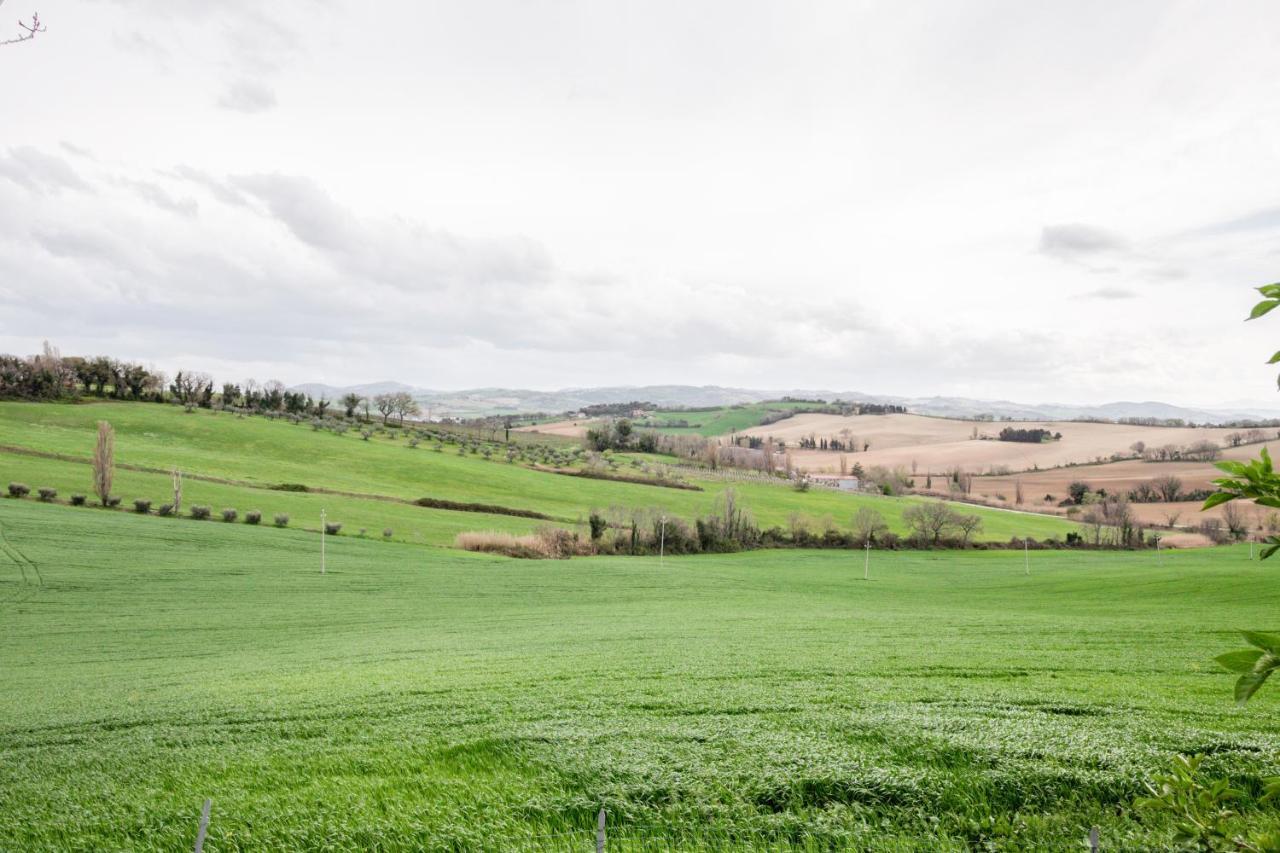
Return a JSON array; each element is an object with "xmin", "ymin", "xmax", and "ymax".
[
  {"xmin": 1267, "ymin": 350, "xmax": 1280, "ymax": 364},
  {"xmin": 1249, "ymin": 299, "xmax": 1280, "ymax": 320},
  {"xmin": 1201, "ymin": 492, "xmax": 1236, "ymax": 510},
  {"xmin": 1241, "ymin": 631, "xmax": 1280, "ymax": 653},
  {"xmin": 1258, "ymin": 283, "xmax": 1280, "ymax": 298},
  {"xmin": 1235, "ymin": 661, "xmax": 1278, "ymax": 704},
  {"xmin": 1216, "ymin": 649, "xmax": 1264, "ymax": 672}
]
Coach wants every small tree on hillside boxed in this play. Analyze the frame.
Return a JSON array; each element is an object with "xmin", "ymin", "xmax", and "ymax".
[
  {"xmin": 341, "ymin": 393, "xmax": 363, "ymax": 419},
  {"xmin": 851, "ymin": 507, "xmax": 888, "ymax": 546},
  {"xmin": 374, "ymin": 393, "xmax": 395, "ymax": 425},
  {"xmin": 903, "ymin": 501, "xmax": 957, "ymax": 545},
  {"xmin": 391, "ymin": 392, "xmax": 420, "ymax": 425},
  {"xmin": 1153, "ymin": 474, "xmax": 1183, "ymax": 503},
  {"xmin": 93, "ymin": 421, "xmax": 114, "ymax": 506}
]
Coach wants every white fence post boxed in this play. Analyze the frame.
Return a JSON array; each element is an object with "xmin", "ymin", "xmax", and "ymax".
[
  {"xmin": 596, "ymin": 807, "xmax": 606, "ymax": 852},
  {"xmin": 1089, "ymin": 825, "xmax": 1099, "ymax": 852},
  {"xmin": 194, "ymin": 798, "xmax": 211, "ymax": 853}
]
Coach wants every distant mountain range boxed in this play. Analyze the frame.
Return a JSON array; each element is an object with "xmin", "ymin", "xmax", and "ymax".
[{"xmin": 289, "ymin": 382, "xmax": 1280, "ymax": 425}]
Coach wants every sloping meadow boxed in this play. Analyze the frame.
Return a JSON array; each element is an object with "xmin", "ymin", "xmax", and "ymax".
[{"xmin": 1, "ymin": 500, "xmax": 1277, "ymax": 849}]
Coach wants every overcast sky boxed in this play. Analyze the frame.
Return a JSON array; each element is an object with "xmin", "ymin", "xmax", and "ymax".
[{"xmin": 3, "ymin": 1, "xmax": 1280, "ymax": 406}]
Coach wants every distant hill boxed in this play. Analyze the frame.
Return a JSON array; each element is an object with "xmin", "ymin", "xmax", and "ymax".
[{"xmin": 288, "ymin": 382, "xmax": 1280, "ymax": 425}]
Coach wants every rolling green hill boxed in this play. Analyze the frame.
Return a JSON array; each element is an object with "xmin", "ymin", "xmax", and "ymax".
[
  {"xmin": 0, "ymin": 499, "xmax": 1275, "ymax": 849},
  {"xmin": 641, "ymin": 401, "xmax": 820, "ymax": 436},
  {"xmin": 0, "ymin": 401, "xmax": 1075, "ymax": 544}
]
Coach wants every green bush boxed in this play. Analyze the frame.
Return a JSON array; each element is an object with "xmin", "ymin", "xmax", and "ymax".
[
  {"xmin": 70, "ymin": 494, "xmax": 86, "ymax": 506},
  {"xmin": 273, "ymin": 513, "xmax": 289, "ymax": 528},
  {"xmin": 245, "ymin": 510, "xmax": 262, "ymax": 525},
  {"xmin": 7, "ymin": 482, "xmax": 30, "ymax": 498},
  {"xmin": 105, "ymin": 496, "xmax": 122, "ymax": 508},
  {"xmin": 133, "ymin": 499, "xmax": 151, "ymax": 514},
  {"xmin": 221, "ymin": 508, "xmax": 238, "ymax": 523},
  {"xmin": 324, "ymin": 522, "xmax": 342, "ymax": 535},
  {"xmin": 382, "ymin": 528, "xmax": 393, "ymax": 539},
  {"xmin": 157, "ymin": 504, "xmax": 174, "ymax": 517},
  {"xmin": 37, "ymin": 488, "xmax": 57, "ymax": 502},
  {"xmin": 190, "ymin": 505, "xmax": 212, "ymax": 520}
]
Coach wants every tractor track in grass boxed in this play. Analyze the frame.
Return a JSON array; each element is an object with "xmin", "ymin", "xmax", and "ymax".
[
  {"xmin": 0, "ymin": 444, "xmax": 565, "ymax": 523},
  {"xmin": 0, "ymin": 515, "xmax": 42, "ymax": 602}
]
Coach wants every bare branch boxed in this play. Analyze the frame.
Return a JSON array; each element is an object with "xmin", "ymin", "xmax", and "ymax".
[{"xmin": 1, "ymin": 11, "xmax": 46, "ymax": 47}]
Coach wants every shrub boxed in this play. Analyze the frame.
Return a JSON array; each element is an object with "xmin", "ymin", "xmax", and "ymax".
[
  {"xmin": 382, "ymin": 528, "xmax": 393, "ymax": 539},
  {"xmin": 70, "ymin": 494, "xmax": 86, "ymax": 506},
  {"xmin": 157, "ymin": 503, "xmax": 174, "ymax": 516},
  {"xmin": 7, "ymin": 482, "xmax": 30, "ymax": 498},
  {"xmin": 245, "ymin": 510, "xmax": 262, "ymax": 525},
  {"xmin": 37, "ymin": 487, "xmax": 57, "ymax": 502},
  {"xmin": 190, "ymin": 505, "xmax": 212, "ymax": 520},
  {"xmin": 133, "ymin": 499, "xmax": 151, "ymax": 514},
  {"xmin": 455, "ymin": 528, "xmax": 589, "ymax": 559},
  {"xmin": 105, "ymin": 496, "xmax": 122, "ymax": 508},
  {"xmin": 274, "ymin": 513, "xmax": 290, "ymax": 528},
  {"xmin": 324, "ymin": 522, "xmax": 342, "ymax": 535},
  {"xmin": 221, "ymin": 508, "xmax": 238, "ymax": 523}
]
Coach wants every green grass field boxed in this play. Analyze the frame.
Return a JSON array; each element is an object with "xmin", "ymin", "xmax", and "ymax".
[
  {"xmin": 0, "ymin": 402, "xmax": 1074, "ymax": 543},
  {"xmin": 643, "ymin": 402, "xmax": 818, "ymax": 437},
  {"xmin": 2, "ymin": 498, "xmax": 1278, "ymax": 850}
]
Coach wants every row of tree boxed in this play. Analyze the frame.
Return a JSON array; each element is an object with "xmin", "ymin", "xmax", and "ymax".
[{"xmin": 0, "ymin": 344, "xmax": 428, "ymax": 425}]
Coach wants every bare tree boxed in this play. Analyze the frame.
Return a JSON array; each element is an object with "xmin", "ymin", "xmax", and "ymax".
[
  {"xmin": 1221, "ymin": 501, "xmax": 1249, "ymax": 541},
  {"xmin": 93, "ymin": 420, "xmax": 114, "ymax": 506},
  {"xmin": 391, "ymin": 391, "xmax": 420, "ymax": 425},
  {"xmin": 374, "ymin": 393, "xmax": 396, "ymax": 425},
  {"xmin": 172, "ymin": 468, "xmax": 182, "ymax": 516},
  {"xmin": 902, "ymin": 501, "xmax": 956, "ymax": 545},
  {"xmin": 1152, "ymin": 475, "xmax": 1183, "ymax": 503},
  {"xmin": 850, "ymin": 507, "xmax": 887, "ymax": 546},
  {"xmin": 1130, "ymin": 440, "xmax": 1146, "ymax": 457},
  {"xmin": 954, "ymin": 512, "xmax": 983, "ymax": 545},
  {"xmin": 1014, "ymin": 479, "xmax": 1024, "ymax": 505}
]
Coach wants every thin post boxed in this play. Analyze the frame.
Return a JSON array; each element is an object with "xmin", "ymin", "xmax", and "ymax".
[
  {"xmin": 1156, "ymin": 535, "xmax": 1163, "ymax": 568},
  {"xmin": 596, "ymin": 807, "xmax": 606, "ymax": 853},
  {"xmin": 863, "ymin": 540, "xmax": 870, "ymax": 580},
  {"xmin": 1024, "ymin": 538, "xmax": 1029, "ymax": 576},
  {"xmin": 320, "ymin": 508, "xmax": 326, "ymax": 575},
  {"xmin": 1088, "ymin": 825, "xmax": 1099, "ymax": 852},
  {"xmin": 194, "ymin": 798, "xmax": 211, "ymax": 853},
  {"xmin": 659, "ymin": 516, "xmax": 666, "ymax": 568}
]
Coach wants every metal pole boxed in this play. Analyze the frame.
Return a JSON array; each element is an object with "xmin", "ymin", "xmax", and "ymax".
[
  {"xmin": 320, "ymin": 508, "xmax": 326, "ymax": 575},
  {"xmin": 659, "ymin": 516, "xmax": 666, "ymax": 568},
  {"xmin": 194, "ymin": 798, "xmax": 211, "ymax": 853},
  {"xmin": 864, "ymin": 540, "xmax": 870, "ymax": 580}
]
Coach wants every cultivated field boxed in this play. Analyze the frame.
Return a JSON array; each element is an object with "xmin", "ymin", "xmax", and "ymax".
[
  {"xmin": 2, "ymin": 500, "xmax": 1278, "ymax": 849},
  {"xmin": 0, "ymin": 402, "xmax": 1076, "ymax": 543},
  {"xmin": 739, "ymin": 413, "xmax": 1260, "ymax": 474}
]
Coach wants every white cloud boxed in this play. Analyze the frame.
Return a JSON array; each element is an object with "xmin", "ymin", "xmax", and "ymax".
[
  {"xmin": 3, "ymin": 0, "xmax": 1280, "ymax": 406},
  {"xmin": 216, "ymin": 79, "xmax": 277, "ymax": 113}
]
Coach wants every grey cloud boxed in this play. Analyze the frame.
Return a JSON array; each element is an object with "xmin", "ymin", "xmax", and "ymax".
[
  {"xmin": 217, "ymin": 79, "xmax": 278, "ymax": 113},
  {"xmin": 1085, "ymin": 286, "xmax": 1137, "ymax": 300},
  {"xmin": 127, "ymin": 180, "xmax": 198, "ymax": 217},
  {"xmin": 231, "ymin": 173, "xmax": 354, "ymax": 250},
  {"xmin": 1039, "ymin": 223, "xmax": 1128, "ymax": 261},
  {"xmin": 168, "ymin": 166, "xmax": 250, "ymax": 206},
  {"xmin": 1195, "ymin": 205, "xmax": 1280, "ymax": 237},
  {"xmin": 59, "ymin": 141, "xmax": 94, "ymax": 159},
  {"xmin": 0, "ymin": 147, "xmax": 93, "ymax": 194},
  {"xmin": 112, "ymin": 29, "xmax": 171, "ymax": 63}
]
